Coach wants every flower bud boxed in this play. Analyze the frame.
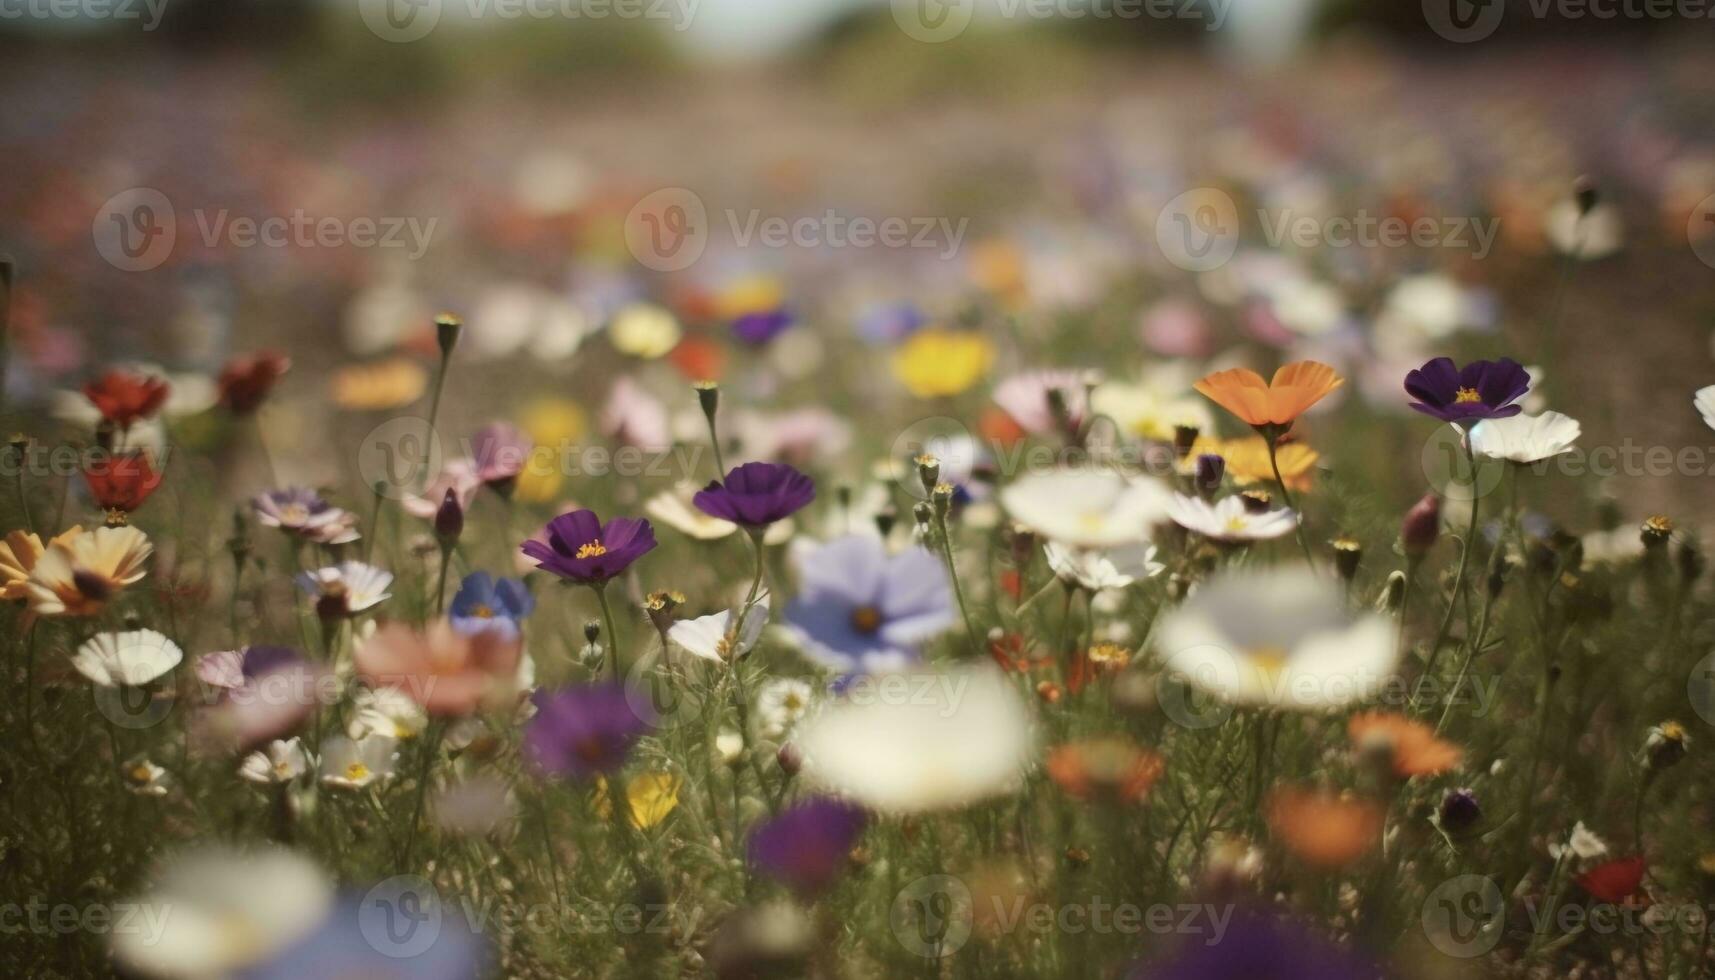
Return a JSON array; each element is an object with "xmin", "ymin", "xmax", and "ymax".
[
  {"xmin": 1330, "ymin": 536, "xmax": 1362, "ymax": 583},
  {"xmin": 1377, "ymin": 569, "xmax": 1408, "ymax": 613},
  {"xmin": 914, "ymin": 454, "xmax": 941, "ymax": 497},
  {"xmin": 694, "ymin": 381, "xmax": 719, "ymax": 424},
  {"xmin": 1486, "ymin": 548, "xmax": 1510, "ymax": 599},
  {"xmin": 1644, "ymin": 721, "xmax": 1688, "ymax": 771},
  {"xmin": 1193, "ymin": 453, "xmax": 1225, "ymax": 499},
  {"xmin": 1401, "ymin": 493, "xmax": 1441, "ymax": 557},
  {"xmin": 912, "ymin": 501, "xmax": 933, "ymax": 533},
  {"xmin": 1172, "ymin": 424, "xmax": 1200, "ymax": 459},
  {"xmin": 1573, "ymin": 175, "xmax": 1599, "ymax": 217},
  {"xmin": 1641, "ymin": 515, "xmax": 1674, "ymax": 549},
  {"xmin": 873, "ymin": 506, "xmax": 897, "ymax": 540},
  {"xmin": 434, "ymin": 488, "xmax": 463, "ymax": 543},
  {"xmin": 434, "ymin": 312, "xmax": 463, "ymax": 358},
  {"xmin": 776, "ymin": 742, "xmax": 802, "ymax": 776},
  {"xmin": 583, "ymin": 620, "xmax": 602, "ymax": 645},
  {"xmin": 644, "ymin": 590, "xmax": 685, "ymax": 634},
  {"xmin": 1239, "ymin": 489, "xmax": 1272, "ymax": 514},
  {"xmin": 1437, "ymin": 788, "xmax": 1482, "ymax": 835},
  {"xmin": 931, "ymin": 482, "xmax": 955, "ymax": 519}
]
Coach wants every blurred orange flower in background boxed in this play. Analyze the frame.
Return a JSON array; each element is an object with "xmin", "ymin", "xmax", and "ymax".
[
  {"xmin": 1267, "ymin": 787, "xmax": 1383, "ymax": 868},
  {"xmin": 1194, "ymin": 361, "xmax": 1343, "ymax": 429},
  {"xmin": 1046, "ymin": 737, "xmax": 1164, "ymax": 804},
  {"xmin": 1348, "ymin": 711, "xmax": 1462, "ymax": 778},
  {"xmin": 330, "ymin": 357, "xmax": 428, "ymax": 412}
]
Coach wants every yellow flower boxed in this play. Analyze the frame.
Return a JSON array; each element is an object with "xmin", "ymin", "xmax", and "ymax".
[
  {"xmin": 0, "ymin": 526, "xmax": 82, "ymax": 601},
  {"xmin": 714, "ymin": 276, "xmax": 784, "ymax": 320},
  {"xmin": 518, "ymin": 397, "xmax": 588, "ymax": 447},
  {"xmin": 513, "ymin": 447, "xmax": 565, "ymax": 505},
  {"xmin": 608, "ymin": 303, "xmax": 681, "ymax": 359},
  {"xmin": 594, "ymin": 772, "xmax": 683, "ymax": 830},
  {"xmin": 1092, "ymin": 381, "xmax": 1214, "ymax": 442},
  {"xmin": 891, "ymin": 329, "xmax": 996, "ymax": 399},
  {"xmin": 26, "ymin": 525, "xmax": 151, "ymax": 617},
  {"xmin": 1191, "ymin": 436, "xmax": 1320, "ymax": 492},
  {"xmin": 330, "ymin": 357, "xmax": 428, "ymax": 412}
]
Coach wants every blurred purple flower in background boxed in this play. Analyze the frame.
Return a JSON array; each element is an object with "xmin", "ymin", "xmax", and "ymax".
[
  {"xmin": 525, "ymin": 684, "xmax": 652, "ymax": 778},
  {"xmin": 748, "ymin": 797, "xmax": 868, "ymax": 896}
]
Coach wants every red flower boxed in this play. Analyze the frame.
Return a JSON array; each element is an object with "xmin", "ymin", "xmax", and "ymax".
[
  {"xmin": 84, "ymin": 451, "xmax": 163, "ymax": 515},
  {"xmin": 988, "ymin": 632, "xmax": 1038, "ymax": 673},
  {"xmin": 217, "ymin": 350, "xmax": 291, "ymax": 414},
  {"xmin": 1576, "ymin": 856, "xmax": 1647, "ymax": 904},
  {"xmin": 82, "ymin": 370, "xmax": 170, "ymax": 428},
  {"xmin": 668, "ymin": 335, "xmax": 727, "ymax": 382}
]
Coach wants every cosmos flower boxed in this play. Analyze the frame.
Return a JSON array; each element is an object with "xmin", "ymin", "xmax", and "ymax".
[
  {"xmin": 239, "ymin": 738, "xmax": 312, "ymax": 785},
  {"xmin": 1347, "ymin": 711, "xmax": 1462, "ymax": 777},
  {"xmin": 1191, "ymin": 436, "xmax": 1318, "ymax": 492},
  {"xmin": 354, "ymin": 620, "xmax": 524, "ymax": 717},
  {"xmin": 601, "ymin": 376, "xmax": 672, "ymax": 452},
  {"xmin": 747, "ymin": 798, "xmax": 868, "ymax": 896},
  {"xmin": 608, "ymin": 303, "xmax": 682, "ymax": 359},
  {"xmin": 471, "ymin": 421, "xmax": 533, "ymax": 487},
  {"xmin": 191, "ymin": 647, "xmax": 330, "ymax": 754},
  {"xmin": 1045, "ymin": 737, "xmax": 1165, "ymax": 804},
  {"xmin": 754, "ymin": 677, "xmax": 815, "ymax": 739},
  {"xmin": 693, "ymin": 462, "xmax": 816, "ymax": 529},
  {"xmin": 890, "ymin": 328, "xmax": 996, "ymax": 398},
  {"xmin": 329, "ymin": 357, "xmax": 427, "ymax": 412},
  {"xmin": 669, "ymin": 598, "xmax": 770, "ymax": 663},
  {"xmin": 1403, "ymin": 357, "xmax": 1531, "ymax": 423},
  {"xmin": 1044, "ymin": 541, "xmax": 1163, "ymax": 591},
  {"xmin": 122, "ymin": 757, "xmax": 173, "ymax": 797},
  {"xmin": 520, "ymin": 509, "xmax": 657, "ymax": 586},
  {"xmin": 1266, "ymin": 788, "xmax": 1384, "ymax": 868},
  {"xmin": 1130, "ymin": 906, "xmax": 1383, "ymax": 980},
  {"xmin": 993, "ymin": 369, "xmax": 1091, "ymax": 436},
  {"xmin": 296, "ymin": 562, "xmax": 393, "ymax": 617},
  {"xmin": 253, "ymin": 488, "xmax": 361, "ymax": 545},
  {"xmin": 1193, "ymin": 361, "xmax": 1343, "ymax": 429},
  {"xmin": 783, "ymin": 535, "xmax": 955, "ymax": 675},
  {"xmin": 319, "ymin": 734, "xmax": 398, "ymax": 790},
  {"xmin": 1000, "ymin": 469, "xmax": 1173, "ymax": 548},
  {"xmin": 1468, "ymin": 410, "xmax": 1581, "ymax": 463},
  {"xmin": 83, "ymin": 451, "xmax": 163, "ymax": 519},
  {"xmin": 732, "ymin": 307, "xmax": 794, "ymax": 346},
  {"xmin": 26, "ymin": 525, "xmax": 152, "ymax": 617},
  {"xmin": 1696, "ymin": 385, "xmax": 1715, "ymax": 431},
  {"xmin": 796, "ymin": 665, "xmax": 1032, "ymax": 813},
  {"xmin": 1155, "ymin": 567, "xmax": 1399, "ymax": 710},
  {"xmin": 73, "ymin": 628, "xmax": 183, "ymax": 687},
  {"xmin": 448, "ymin": 572, "xmax": 535, "ymax": 639},
  {"xmin": 1165, "ymin": 494, "xmax": 1298, "ymax": 543},
  {"xmin": 646, "ymin": 483, "xmax": 743, "ymax": 540},
  {"xmin": 217, "ymin": 350, "xmax": 291, "ymax": 414},
  {"xmin": 83, "ymin": 368, "xmax": 170, "ymax": 428},
  {"xmin": 524, "ymin": 684, "xmax": 651, "ymax": 778},
  {"xmin": 0, "ymin": 526, "xmax": 80, "ymax": 601},
  {"xmin": 347, "ymin": 685, "xmax": 430, "ymax": 741},
  {"xmin": 402, "ymin": 459, "xmax": 482, "ymax": 523}
]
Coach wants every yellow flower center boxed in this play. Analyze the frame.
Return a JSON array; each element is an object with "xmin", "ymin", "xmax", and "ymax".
[
  {"xmin": 128, "ymin": 764, "xmax": 154, "ymax": 784},
  {"xmin": 344, "ymin": 762, "xmax": 370, "ymax": 782},
  {"xmin": 1247, "ymin": 646, "xmax": 1290, "ymax": 678},
  {"xmin": 1224, "ymin": 516, "xmax": 1250, "ymax": 533},
  {"xmin": 575, "ymin": 541, "xmax": 608, "ymax": 559},
  {"xmin": 850, "ymin": 605, "xmax": 883, "ymax": 634},
  {"xmin": 1453, "ymin": 387, "xmax": 1482, "ymax": 404},
  {"xmin": 274, "ymin": 760, "xmax": 294, "ymax": 777},
  {"xmin": 278, "ymin": 503, "xmax": 310, "ymax": 525},
  {"xmin": 469, "ymin": 603, "xmax": 494, "ymax": 619}
]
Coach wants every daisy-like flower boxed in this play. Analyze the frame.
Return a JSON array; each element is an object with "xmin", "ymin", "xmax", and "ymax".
[
  {"xmin": 329, "ymin": 357, "xmax": 428, "ymax": 412},
  {"xmin": 1044, "ymin": 541, "xmax": 1163, "ymax": 591},
  {"xmin": 122, "ymin": 756, "xmax": 173, "ymax": 797},
  {"xmin": 999, "ymin": 468, "xmax": 1173, "ymax": 548},
  {"xmin": 1165, "ymin": 493, "xmax": 1298, "ymax": 543},
  {"xmin": 354, "ymin": 619, "xmax": 524, "ymax": 717},
  {"xmin": 253, "ymin": 488, "xmax": 361, "ymax": 545},
  {"xmin": 73, "ymin": 628, "xmax": 183, "ymax": 686},
  {"xmin": 1347, "ymin": 711, "xmax": 1462, "ymax": 777},
  {"xmin": 83, "ymin": 368, "xmax": 170, "ymax": 428},
  {"xmin": 216, "ymin": 350, "xmax": 291, "ymax": 415},
  {"xmin": 448, "ymin": 571, "xmax": 535, "ymax": 639},
  {"xmin": 747, "ymin": 798, "xmax": 868, "ymax": 897},
  {"xmin": 669, "ymin": 598, "xmax": 770, "ymax": 663},
  {"xmin": 1155, "ymin": 566, "xmax": 1400, "ymax": 710},
  {"xmin": 1550, "ymin": 821, "xmax": 1610, "ymax": 861},
  {"xmin": 0, "ymin": 526, "xmax": 80, "ymax": 601},
  {"xmin": 319, "ymin": 734, "xmax": 398, "ymax": 790},
  {"xmin": 26, "ymin": 525, "xmax": 151, "ymax": 617},
  {"xmin": 993, "ymin": 369, "xmax": 1091, "ymax": 436},
  {"xmin": 797, "ymin": 665, "xmax": 1032, "ymax": 813},
  {"xmin": 755, "ymin": 677, "xmax": 815, "ymax": 739},
  {"xmin": 1267, "ymin": 787, "xmax": 1385, "ymax": 868},
  {"xmin": 347, "ymin": 685, "xmax": 429, "ymax": 741},
  {"xmin": 296, "ymin": 562, "xmax": 393, "ymax": 617},
  {"xmin": 646, "ymin": 482, "xmax": 742, "ymax": 540},
  {"xmin": 1191, "ymin": 435, "xmax": 1319, "ymax": 491},
  {"xmin": 402, "ymin": 459, "xmax": 481, "ymax": 522},
  {"xmin": 1403, "ymin": 356, "xmax": 1531, "ymax": 424},
  {"xmin": 608, "ymin": 303, "xmax": 682, "ymax": 359},
  {"xmin": 1193, "ymin": 360, "xmax": 1343, "ymax": 431},
  {"xmin": 890, "ymin": 328, "xmax": 996, "ymax": 398},
  {"xmin": 524, "ymin": 684, "xmax": 651, "ymax": 778},
  {"xmin": 783, "ymin": 536, "xmax": 955, "ymax": 675},
  {"xmin": 520, "ymin": 509, "xmax": 657, "ymax": 586},
  {"xmin": 1468, "ymin": 410, "xmax": 1581, "ymax": 463},
  {"xmin": 693, "ymin": 462, "xmax": 816, "ymax": 529},
  {"xmin": 239, "ymin": 738, "xmax": 312, "ymax": 785}
]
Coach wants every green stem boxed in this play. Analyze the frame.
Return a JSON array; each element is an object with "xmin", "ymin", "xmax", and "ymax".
[
  {"xmin": 933, "ymin": 509, "xmax": 982, "ymax": 658},
  {"xmin": 595, "ymin": 584, "xmax": 624, "ymax": 681},
  {"xmin": 1266, "ymin": 436, "xmax": 1316, "ymax": 569},
  {"xmin": 1417, "ymin": 435, "xmax": 1480, "ymax": 707}
]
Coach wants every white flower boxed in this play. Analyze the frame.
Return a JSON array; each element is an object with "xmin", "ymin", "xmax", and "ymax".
[
  {"xmin": 1044, "ymin": 541, "xmax": 1163, "ymax": 591},
  {"xmin": 111, "ymin": 844, "xmax": 334, "ymax": 979},
  {"xmin": 796, "ymin": 666, "xmax": 1033, "ymax": 813},
  {"xmin": 1582, "ymin": 527, "xmax": 1644, "ymax": 566},
  {"xmin": 1549, "ymin": 821, "xmax": 1609, "ymax": 861},
  {"xmin": 1156, "ymin": 567, "xmax": 1400, "ymax": 710},
  {"xmin": 755, "ymin": 677, "xmax": 816, "ymax": 740},
  {"xmin": 239, "ymin": 738, "xmax": 312, "ymax": 785},
  {"xmin": 669, "ymin": 599, "xmax": 770, "ymax": 663},
  {"xmin": 1090, "ymin": 370, "xmax": 1214, "ymax": 442},
  {"xmin": 1166, "ymin": 494, "xmax": 1298, "ymax": 542},
  {"xmin": 347, "ymin": 686, "xmax": 428, "ymax": 741},
  {"xmin": 1000, "ymin": 468, "xmax": 1173, "ymax": 548},
  {"xmin": 646, "ymin": 482, "xmax": 738, "ymax": 541},
  {"xmin": 1468, "ymin": 411, "xmax": 1581, "ymax": 464},
  {"xmin": 296, "ymin": 561, "xmax": 392, "ymax": 615},
  {"xmin": 73, "ymin": 629, "xmax": 182, "ymax": 687},
  {"xmin": 1546, "ymin": 199, "xmax": 1622, "ymax": 260},
  {"xmin": 319, "ymin": 734, "xmax": 397, "ymax": 790},
  {"xmin": 1694, "ymin": 385, "xmax": 1715, "ymax": 431},
  {"xmin": 713, "ymin": 729, "xmax": 745, "ymax": 765},
  {"xmin": 122, "ymin": 757, "xmax": 172, "ymax": 797}
]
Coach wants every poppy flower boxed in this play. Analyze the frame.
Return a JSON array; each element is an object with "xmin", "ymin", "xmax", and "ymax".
[
  {"xmin": 1045, "ymin": 737, "xmax": 1164, "ymax": 803},
  {"xmin": 521, "ymin": 510, "xmax": 657, "ymax": 586},
  {"xmin": 82, "ymin": 369, "xmax": 170, "ymax": 429},
  {"xmin": 1347, "ymin": 711, "xmax": 1462, "ymax": 777},
  {"xmin": 1193, "ymin": 361, "xmax": 1343, "ymax": 430},
  {"xmin": 1577, "ymin": 856, "xmax": 1647, "ymax": 904},
  {"xmin": 693, "ymin": 461, "xmax": 816, "ymax": 529},
  {"xmin": 1267, "ymin": 788, "xmax": 1384, "ymax": 868},
  {"xmin": 83, "ymin": 451, "xmax": 163, "ymax": 518},
  {"xmin": 216, "ymin": 351, "xmax": 291, "ymax": 414},
  {"xmin": 747, "ymin": 798, "xmax": 868, "ymax": 896},
  {"xmin": 1403, "ymin": 357, "xmax": 1531, "ymax": 423}
]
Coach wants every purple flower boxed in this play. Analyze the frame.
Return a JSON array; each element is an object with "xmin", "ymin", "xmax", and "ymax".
[
  {"xmin": 238, "ymin": 893, "xmax": 486, "ymax": 980},
  {"xmin": 784, "ymin": 536, "xmax": 956, "ymax": 674},
  {"xmin": 693, "ymin": 462, "xmax": 816, "ymax": 528},
  {"xmin": 524, "ymin": 684, "xmax": 652, "ymax": 777},
  {"xmin": 855, "ymin": 302, "xmax": 926, "ymax": 346},
  {"xmin": 520, "ymin": 510, "xmax": 656, "ymax": 585},
  {"xmin": 1131, "ymin": 909, "xmax": 1383, "ymax": 980},
  {"xmin": 1404, "ymin": 357, "xmax": 1530, "ymax": 424},
  {"xmin": 748, "ymin": 798, "xmax": 868, "ymax": 896},
  {"xmin": 471, "ymin": 421, "xmax": 532, "ymax": 486},
  {"xmin": 252, "ymin": 488, "xmax": 360, "ymax": 545},
  {"xmin": 449, "ymin": 571, "xmax": 535, "ymax": 639},
  {"xmin": 732, "ymin": 307, "xmax": 794, "ymax": 345}
]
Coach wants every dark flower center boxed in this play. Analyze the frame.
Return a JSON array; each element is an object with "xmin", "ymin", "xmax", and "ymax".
[
  {"xmin": 73, "ymin": 569, "xmax": 113, "ymax": 601},
  {"xmin": 850, "ymin": 605, "xmax": 883, "ymax": 634}
]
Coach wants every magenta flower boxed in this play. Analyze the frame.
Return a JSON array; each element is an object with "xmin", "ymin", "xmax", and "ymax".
[
  {"xmin": 524, "ymin": 684, "xmax": 651, "ymax": 778},
  {"xmin": 520, "ymin": 509, "xmax": 656, "ymax": 585},
  {"xmin": 471, "ymin": 422, "xmax": 532, "ymax": 487},
  {"xmin": 1404, "ymin": 357, "xmax": 1530, "ymax": 424},
  {"xmin": 748, "ymin": 797, "xmax": 868, "ymax": 896},
  {"xmin": 693, "ymin": 461, "xmax": 816, "ymax": 528}
]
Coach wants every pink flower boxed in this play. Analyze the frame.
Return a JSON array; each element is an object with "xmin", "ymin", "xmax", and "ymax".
[
  {"xmin": 354, "ymin": 620, "xmax": 524, "ymax": 717},
  {"xmin": 403, "ymin": 458, "xmax": 481, "ymax": 520},
  {"xmin": 602, "ymin": 377, "xmax": 671, "ymax": 452},
  {"xmin": 472, "ymin": 422, "xmax": 533, "ymax": 486},
  {"xmin": 993, "ymin": 369, "xmax": 1090, "ymax": 436}
]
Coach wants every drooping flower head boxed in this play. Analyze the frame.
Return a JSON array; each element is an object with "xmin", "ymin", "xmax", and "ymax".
[
  {"xmin": 448, "ymin": 572, "xmax": 535, "ymax": 639},
  {"xmin": 253, "ymin": 488, "xmax": 361, "ymax": 545},
  {"xmin": 783, "ymin": 535, "xmax": 955, "ymax": 675},
  {"xmin": 524, "ymin": 684, "xmax": 652, "ymax": 778},
  {"xmin": 693, "ymin": 461, "xmax": 816, "ymax": 529},
  {"xmin": 1193, "ymin": 361, "xmax": 1343, "ymax": 431},
  {"xmin": 83, "ymin": 369, "xmax": 170, "ymax": 429},
  {"xmin": 1403, "ymin": 356, "xmax": 1530, "ymax": 424},
  {"xmin": 520, "ymin": 510, "xmax": 657, "ymax": 586},
  {"xmin": 747, "ymin": 798, "xmax": 868, "ymax": 896}
]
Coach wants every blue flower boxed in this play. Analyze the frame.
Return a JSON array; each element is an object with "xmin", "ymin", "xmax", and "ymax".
[
  {"xmin": 784, "ymin": 536, "xmax": 955, "ymax": 675},
  {"xmin": 449, "ymin": 572, "xmax": 535, "ymax": 639}
]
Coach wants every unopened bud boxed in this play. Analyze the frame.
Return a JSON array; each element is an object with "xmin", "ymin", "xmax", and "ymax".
[
  {"xmin": 777, "ymin": 742, "xmax": 802, "ymax": 776},
  {"xmin": 694, "ymin": 381, "xmax": 719, "ymax": 424},
  {"xmin": 1331, "ymin": 536, "xmax": 1362, "ymax": 583},
  {"xmin": 434, "ymin": 313, "xmax": 463, "ymax": 358},
  {"xmin": 1642, "ymin": 515, "xmax": 1674, "ymax": 549},
  {"xmin": 1573, "ymin": 176, "xmax": 1599, "ymax": 217},
  {"xmin": 1378, "ymin": 569, "xmax": 1408, "ymax": 612},
  {"xmin": 1644, "ymin": 721, "xmax": 1688, "ymax": 771},
  {"xmin": 434, "ymin": 488, "xmax": 463, "ymax": 543},
  {"xmin": 1172, "ymin": 425, "xmax": 1200, "ymax": 459},
  {"xmin": 1438, "ymin": 788, "xmax": 1482, "ymax": 835},
  {"xmin": 915, "ymin": 454, "xmax": 941, "ymax": 497},
  {"xmin": 1402, "ymin": 493, "xmax": 1441, "ymax": 557},
  {"xmin": 1239, "ymin": 489, "xmax": 1272, "ymax": 514},
  {"xmin": 1193, "ymin": 454, "xmax": 1225, "ymax": 499},
  {"xmin": 874, "ymin": 506, "xmax": 897, "ymax": 540}
]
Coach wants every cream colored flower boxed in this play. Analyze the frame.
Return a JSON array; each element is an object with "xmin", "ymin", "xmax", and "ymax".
[{"xmin": 26, "ymin": 526, "xmax": 151, "ymax": 617}]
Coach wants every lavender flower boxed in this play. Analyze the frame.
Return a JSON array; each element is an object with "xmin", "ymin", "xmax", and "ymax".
[
  {"xmin": 520, "ymin": 510, "xmax": 656, "ymax": 586},
  {"xmin": 252, "ymin": 488, "xmax": 360, "ymax": 545},
  {"xmin": 524, "ymin": 684, "xmax": 652, "ymax": 778},
  {"xmin": 693, "ymin": 462, "xmax": 816, "ymax": 528},
  {"xmin": 784, "ymin": 536, "xmax": 955, "ymax": 674},
  {"xmin": 748, "ymin": 798, "xmax": 868, "ymax": 896}
]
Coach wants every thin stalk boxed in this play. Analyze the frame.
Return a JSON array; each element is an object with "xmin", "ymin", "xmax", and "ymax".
[
  {"xmin": 933, "ymin": 508, "xmax": 982, "ymax": 658},
  {"xmin": 1417, "ymin": 435, "xmax": 1481, "ymax": 706},
  {"xmin": 1266, "ymin": 436, "xmax": 1316, "ymax": 568},
  {"xmin": 594, "ymin": 584, "xmax": 624, "ymax": 681}
]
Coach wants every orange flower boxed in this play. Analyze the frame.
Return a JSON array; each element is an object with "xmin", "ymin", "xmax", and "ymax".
[
  {"xmin": 1348, "ymin": 711, "xmax": 1462, "ymax": 778},
  {"xmin": 354, "ymin": 620, "xmax": 524, "ymax": 716},
  {"xmin": 1190, "ymin": 436, "xmax": 1319, "ymax": 492},
  {"xmin": 1194, "ymin": 361, "xmax": 1343, "ymax": 429},
  {"xmin": 1267, "ymin": 787, "xmax": 1383, "ymax": 868},
  {"xmin": 1046, "ymin": 737, "xmax": 1164, "ymax": 803}
]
